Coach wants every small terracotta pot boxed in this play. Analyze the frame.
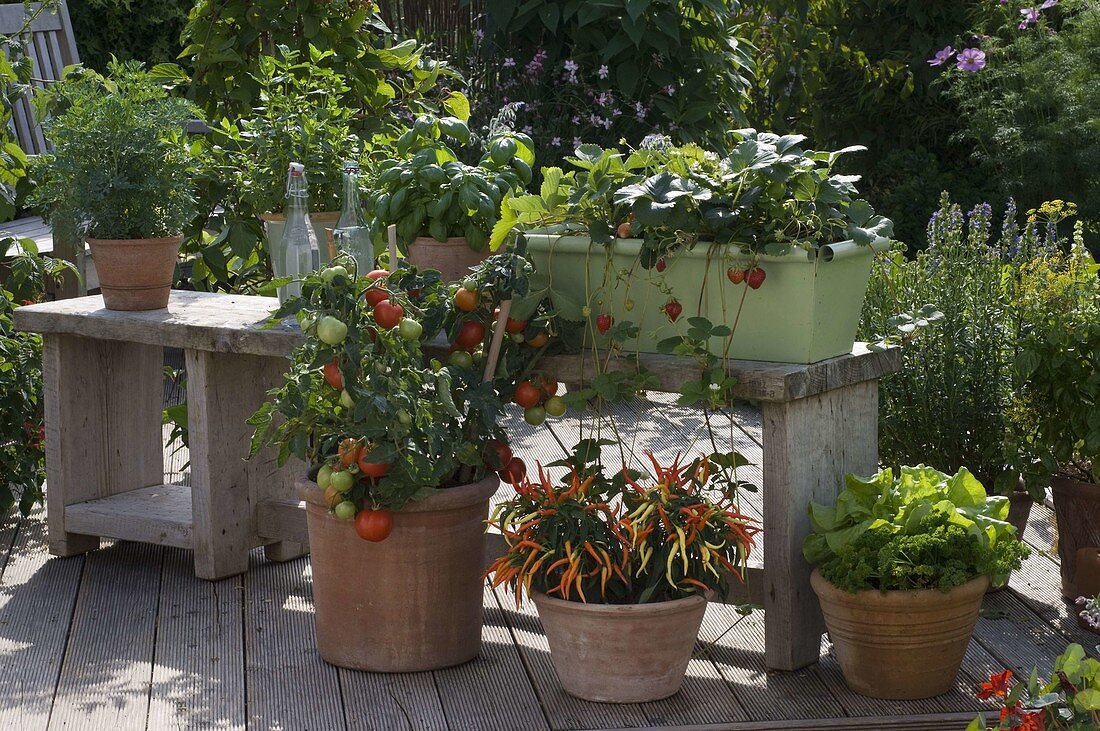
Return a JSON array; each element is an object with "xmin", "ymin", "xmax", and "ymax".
[
  {"xmin": 1051, "ymin": 475, "xmax": 1100, "ymax": 599},
  {"xmin": 87, "ymin": 235, "xmax": 182, "ymax": 310},
  {"xmin": 405, "ymin": 236, "xmax": 489, "ymax": 283},
  {"xmin": 532, "ymin": 591, "xmax": 707, "ymax": 703},
  {"xmin": 300, "ymin": 473, "xmax": 499, "ymax": 672},
  {"xmin": 811, "ymin": 570, "xmax": 989, "ymax": 699}
]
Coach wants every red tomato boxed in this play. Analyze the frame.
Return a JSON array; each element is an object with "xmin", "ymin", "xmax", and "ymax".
[
  {"xmin": 355, "ymin": 509, "xmax": 395, "ymax": 542},
  {"xmin": 365, "ymin": 287, "xmax": 390, "ymax": 307},
  {"xmin": 541, "ymin": 378, "xmax": 559, "ymax": 397},
  {"xmin": 338, "ymin": 438, "xmax": 362, "ymax": 468},
  {"xmin": 357, "ymin": 453, "xmax": 391, "ymax": 478},
  {"xmin": 373, "ymin": 300, "xmax": 404, "ymax": 329},
  {"xmin": 455, "ymin": 320, "xmax": 486, "ymax": 348},
  {"xmin": 500, "ymin": 457, "xmax": 527, "ymax": 486},
  {"xmin": 514, "ymin": 381, "xmax": 541, "ymax": 409},
  {"xmin": 505, "ymin": 317, "xmax": 527, "ymax": 334},
  {"xmin": 367, "ymin": 269, "xmax": 390, "ymax": 281},
  {"xmin": 482, "ymin": 439, "xmax": 513, "ymax": 470},
  {"xmin": 323, "ymin": 359, "xmax": 343, "ymax": 390}
]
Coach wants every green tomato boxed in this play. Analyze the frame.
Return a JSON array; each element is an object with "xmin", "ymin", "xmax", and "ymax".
[
  {"xmin": 334, "ymin": 501, "xmax": 357, "ymax": 520},
  {"xmin": 462, "ymin": 278, "xmax": 478, "ymax": 291},
  {"xmin": 448, "ymin": 350, "xmax": 474, "ymax": 369},
  {"xmin": 510, "ymin": 332, "xmax": 525, "ymax": 344},
  {"xmin": 398, "ymin": 318, "xmax": 424, "ymax": 341},
  {"xmin": 321, "ymin": 265, "xmax": 348, "ymax": 283},
  {"xmin": 397, "ymin": 409, "xmax": 413, "ymax": 426},
  {"xmin": 544, "ymin": 395, "xmax": 567, "ymax": 417},
  {"xmin": 524, "ymin": 405, "xmax": 547, "ymax": 426},
  {"xmin": 340, "ymin": 389, "xmax": 355, "ymax": 409},
  {"xmin": 316, "ymin": 316, "xmax": 348, "ymax": 346},
  {"xmin": 297, "ymin": 311, "xmax": 317, "ymax": 334},
  {"xmin": 330, "ymin": 470, "xmax": 354, "ymax": 493},
  {"xmin": 316, "ymin": 464, "xmax": 333, "ymax": 490}
]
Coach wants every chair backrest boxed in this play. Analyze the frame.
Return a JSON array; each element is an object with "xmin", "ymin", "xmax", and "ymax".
[{"xmin": 0, "ymin": 1, "xmax": 79, "ymax": 156}]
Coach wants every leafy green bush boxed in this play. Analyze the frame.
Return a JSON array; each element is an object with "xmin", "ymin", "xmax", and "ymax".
[
  {"xmin": 31, "ymin": 61, "xmax": 200, "ymax": 239},
  {"xmin": 804, "ymin": 466, "xmax": 1028, "ymax": 592},
  {"xmin": 69, "ymin": 0, "xmax": 190, "ymax": 72}
]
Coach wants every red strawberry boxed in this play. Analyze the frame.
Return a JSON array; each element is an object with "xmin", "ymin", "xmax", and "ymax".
[
  {"xmin": 655, "ymin": 258, "xmax": 667, "ymax": 273},
  {"xmin": 727, "ymin": 267, "xmax": 746, "ymax": 285},
  {"xmin": 664, "ymin": 299, "xmax": 682, "ymax": 322},
  {"xmin": 746, "ymin": 267, "xmax": 767, "ymax": 290},
  {"xmin": 596, "ymin": 314, "xmax": 613, "ymax": 334}
]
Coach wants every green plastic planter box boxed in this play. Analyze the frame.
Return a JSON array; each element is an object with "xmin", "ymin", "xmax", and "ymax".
[{"xmin": 524, "ymin": 233, "xmax": 890, "ymax": 364}]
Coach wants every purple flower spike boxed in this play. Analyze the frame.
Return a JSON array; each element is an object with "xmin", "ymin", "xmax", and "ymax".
[
  {"xmin": 957, "ymin": 48, "xmax": 986, "ymax": 72},
  {"xmin": 1019, "ymin": 7, "xmax": 1040, "ymax": 28},
  {"xmin": 928, "ymin": 45, "xmax": 955, "ymax": 67},
  {"xmin": 1040, "ymin": 0, "xmax": 1058, "ymax": 8}
]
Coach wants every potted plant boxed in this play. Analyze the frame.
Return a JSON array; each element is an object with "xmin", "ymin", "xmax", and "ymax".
[
  {"xmin": 492, "ymin": 131, "xmax": 893, "ymax": 363},
  {"xmin": 31, "ymin": 62, "xmax": 199, "ymax": 310},
  {"xmin": 249, "ymin": 259, "xmax": 509, "ymax": 672},
  {"xmin": 487, "ymin": 451, "xmax": 759, "ymax": 703},
  {"xmin": 804, "ymin": 465, "xmax": 1029, "ymax": 700},
  {"xmin": 365, "ymin": 122, "xmax": 533, "ymax": 282},
  {"xmin": 1014, "ymin": 234, "xmax": 1100, "ymax": 598}
]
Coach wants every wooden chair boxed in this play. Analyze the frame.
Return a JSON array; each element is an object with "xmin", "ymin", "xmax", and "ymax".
[{"xmin": 0, "ymin": 1, "xmax": 94, "ymax": 298}]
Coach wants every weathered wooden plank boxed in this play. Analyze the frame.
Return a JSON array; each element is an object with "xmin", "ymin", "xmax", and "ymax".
[
  {"xmin": 433, "ymin": 583, "xmax": 550, "ymax": 731},
  {"xmin": 0, "ymin": 514, "xmax": 83, "ymax": 731},
  {"xmin": 0, "ymin": 4, "xmax": 65, "ymax": 36},
  {"xmin": 244, "ymin": 552, "xmax": 345, "ymax": 731},
  {"xmin": 49, "ymin": 541, "xmax": 162, "ymax": 731},
  {"xmin": 147, "ymin": 548, "xmax": 246, "ymax": 730},
  {"xmin": 64, "ymin": 484, "xmax": 192, "ymax": 549},
  {"xmin": 341, "ymin": 669, "xmax": 448, "ymax": 731},
  {"xmin": 643, "ymin": 711, "xmax": 994, "ymax": 731},
  {"xmin": 972, "ymin": 590, "xmax": 1079, "ymax": 676},
  {"xmin": 761, "ymin": 381, "xmax": 879, "ymax": 671}
]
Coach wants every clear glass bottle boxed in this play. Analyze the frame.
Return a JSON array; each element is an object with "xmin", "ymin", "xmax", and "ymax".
[
  {"xmin": 333, "ymin": 160, "xmax": 373, "ymax": 276},
  {"xmin": 275, "ymin": 162, "xmax": 319, "ymax": 303}
]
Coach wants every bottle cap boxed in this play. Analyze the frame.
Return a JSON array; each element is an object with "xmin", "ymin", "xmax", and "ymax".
[
  {"xmin": 342, "ymin": 161, "xmax": 360, "ymax": 172},
  {"xmin": 288, "ymin": 162, "xmax": 305, "ymax": 175}
]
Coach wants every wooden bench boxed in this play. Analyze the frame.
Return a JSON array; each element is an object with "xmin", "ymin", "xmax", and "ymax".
[{"xmin": 14, "ymin": 290, "xmax": 901, "ymax": 672}]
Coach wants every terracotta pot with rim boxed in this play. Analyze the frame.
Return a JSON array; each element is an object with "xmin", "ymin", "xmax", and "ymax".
[
  {"xmin": 87, "ymin": 235, "xmax": 182, "ymax": 310},
  {"xmin": 532, "ymin": 591, "xmax": 707, "ymax": 703},
  {"xmin": 1052, "ymin": 474, "xmax": 1100, "ymax": 598},
  {"xmin": 299, "ymin": 473, "xmax": 499, "ymax": 672},
  {"xmin": 405, "ymin": 236, "xmax": 489, "ymax": 283},
  {"xmin": 811, "ymin": 569, "xmax": 990, "ymax": 699}
]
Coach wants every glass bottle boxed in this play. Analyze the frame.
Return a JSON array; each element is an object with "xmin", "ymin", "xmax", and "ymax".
[
  {"xmin": 275, "ymin": 162, "xmax": 319, "ymax": 304},
  {"xmin": 333, "ymin": 160, "xmax": 373, "ymax": 276}
]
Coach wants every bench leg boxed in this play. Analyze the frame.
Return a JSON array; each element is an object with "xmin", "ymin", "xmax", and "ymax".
[
  {"xmin": 761, "ymin": 381, "xmax": 879, "ymax": 671},
  {"xmin": 42, "ymin": 335, "xmax": 163, "ymax": 556}
]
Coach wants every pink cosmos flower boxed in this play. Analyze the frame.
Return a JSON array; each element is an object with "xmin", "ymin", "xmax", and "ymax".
[
  {"xmin": 928, "ymin": 45, "xmax": 955, "ymax": 66},
  {"xmin": 956, "ymin": 47, "xmax": 986, "ymax": 71}
]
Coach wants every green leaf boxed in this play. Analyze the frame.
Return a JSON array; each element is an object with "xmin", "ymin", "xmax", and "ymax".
[{"xmin": 443, "ymin": 91, "xmax": 471, "ymax": 122}]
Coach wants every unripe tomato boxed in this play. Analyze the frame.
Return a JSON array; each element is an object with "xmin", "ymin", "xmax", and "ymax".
[
  {"xmin": 323, "ymin": 359, "xmax": 343, "ymax": 390},
  {"xmin": 338, "ymin": 438, "xmax": 362, "ymax": 468},
  {"xmin": 355, "ymin": 509, "xmax": 395, "ymax": 542},
  {"xmin": 510, "ymin": 332, "xmax": 525, "ymax": 344},
  {"xmin": 500, "ymin": 457, "xmax": 526, "ymax": 486},
  {"xmin": 455, "ymin": 320, "xmax": 486, "ymax": 348},
  {"xmin": 526, "ymin": 331, "xmax": 548, "ymax": 348},
  {"xmin": 317, "ymin": 316, "xmax": 348, "ymax": 346},
  {"xmin": 330, "ymin": 469, "xmax": 354, "ymax": 493},
  {"xmin": 357, "ymin": 453, "xmax": 391, "ymax": 479},
  {"xmin": 398, "ymin": 318, "xmax": 423, "ymax": 341},
  {"xmin": 524, "ymin": 405, "xmax": 547, "ymax": 426},
  {"xmin": 334, "ymin": 501, "xmax": 357, "ymax": 520},
  {"xmin": 321, "ymin": 265, "xmax": 348, "ymax": 283},
  {"xmin": 373, "ymin": 300, "xmax": 404, "ymax": 330},
  {"xmin": 462, "ymin": 278, "xmax": 478, "ymax": 291},
  {"xmin": 544, "ymin": 395, "xmax": 567, "ymax": 417},
  {"xmin": 396, "ymin": 409, "xmax": 413, "ymax": 426},
  {"xmin": 323, "ymin": 485, "xmax": 341, "ymax": 507},
  {"xmin": 448, "ymin": 350, "xmax": 474, "ymax": 368},
  {"xmin": 340, "ymin": 390, "xmax": 355, "ymax": 409},
  {"xmin": 316, "ymin": 464, "xmax": 333, "ymax": 489},
  {"xmin": 454, "ymin": 288, "xmax": 479, "ymax": 312},
  {"xmin": 514, "ymin": 381, "xmax": 541, "ymax": 409}
]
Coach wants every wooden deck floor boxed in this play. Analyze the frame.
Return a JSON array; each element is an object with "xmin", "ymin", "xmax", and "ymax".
[{"xmin": 0, "ymin": 375, "xmax": 1087, "ymax": 730}]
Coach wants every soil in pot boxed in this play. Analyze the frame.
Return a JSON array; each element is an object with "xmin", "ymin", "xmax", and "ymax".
[
  {"xmin": 811, "ymin": 569, "xmax": 990, "ymax": 699},
  {"xmin": 405, "ymin": 236, "xmax": 488, "ymax": 283},
  {"xmin": 1051, "ymin": 475, "xmax": 1100, "ymax": 599},
  {"xmin": 300, "ymin": 473, "xmax": 498, "ymax": 672},
  {"xmin": 87, "ymin": 236, "xmax": 182, "ymax": 311},
  {"xmin": 532, "ymin": 591, "xmax": 707, "ymax": 703}
]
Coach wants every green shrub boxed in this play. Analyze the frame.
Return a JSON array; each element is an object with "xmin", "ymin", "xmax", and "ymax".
[{"xmin": 69, "ymin": 0, "xmax": 190, "ymax": 72}]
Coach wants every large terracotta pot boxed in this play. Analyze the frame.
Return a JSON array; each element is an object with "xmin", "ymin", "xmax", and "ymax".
[
  {"xmin": 86, "ymin": 235, "xmax": 181, "ymax": 311},
  {"xmin": 1051, "ymin": 475, "xmax": 1100, "ymax": 598},
  {"xmin": 532, "ymin": 591, "xmax": 707, "ymax": 703},
  {"xmin": 299, "ymin": 473, "xmax": 499, "ymax": 672},
  {"xmin": 405, "ymin": 236, "xmax": 488, "ymax": 283},
  {"xmin": 811, "ymin": 569, "xmax": 989, "ymax": 699}
]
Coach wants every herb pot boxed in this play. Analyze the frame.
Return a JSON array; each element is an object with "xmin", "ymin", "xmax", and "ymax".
[
  {"xmin": 405, "ymin": 236, "xmax": 488, "ymax": 284},
  {"xmin": 1051, "ymin": 475, "xmax": 1100, "ymax": 599},
  {"xmin": 532, "ymin": 591, "xmax": 707, "ymax": 703},
  {"xmin": 86, "ymin": 235, "xmax": 182, "ymax": 311},
  {"xmin": 261, "ymin": 211, "xmax": 340, "ymax": 266},
  {"xmin": 810, "ymin": 569, "xmax": 990, "ymax": 699},
  {"xmin": 299, "ymin": 473, "xmax": 498, "ymax": 672},
  {"xmin": 524, "ymin": 233, "xmax": 890, "ymax": 363}
]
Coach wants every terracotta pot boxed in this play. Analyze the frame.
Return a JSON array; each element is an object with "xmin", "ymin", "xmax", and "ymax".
[
  {"xmin": 86, "ymin": 236, "xmax": 181, "ymax": 311},
  {"xmin": 811, "ymin": 569, "xmax": 990, "ymax": 699},
  {"xmin": 261, "ymin": 211, "xmax": 340, "ymax": 265},
  {"xmin": 1076, "ymin": 548, "xmax": 1100, "ymax": 600},
  {"xmin": 532, "ymin": 591, "xmax": 707, "ymax": 703},
  {"xmin": 299, "ymin": 473, "xmax": 499, "ymax": 672},
  {"xmin": 405, "ymin": 236, "xmax": 488, "ymax": 283},
  {"xmin": 1051, "ymin": 475, "xmax": 1100, "ymax": 598}
]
